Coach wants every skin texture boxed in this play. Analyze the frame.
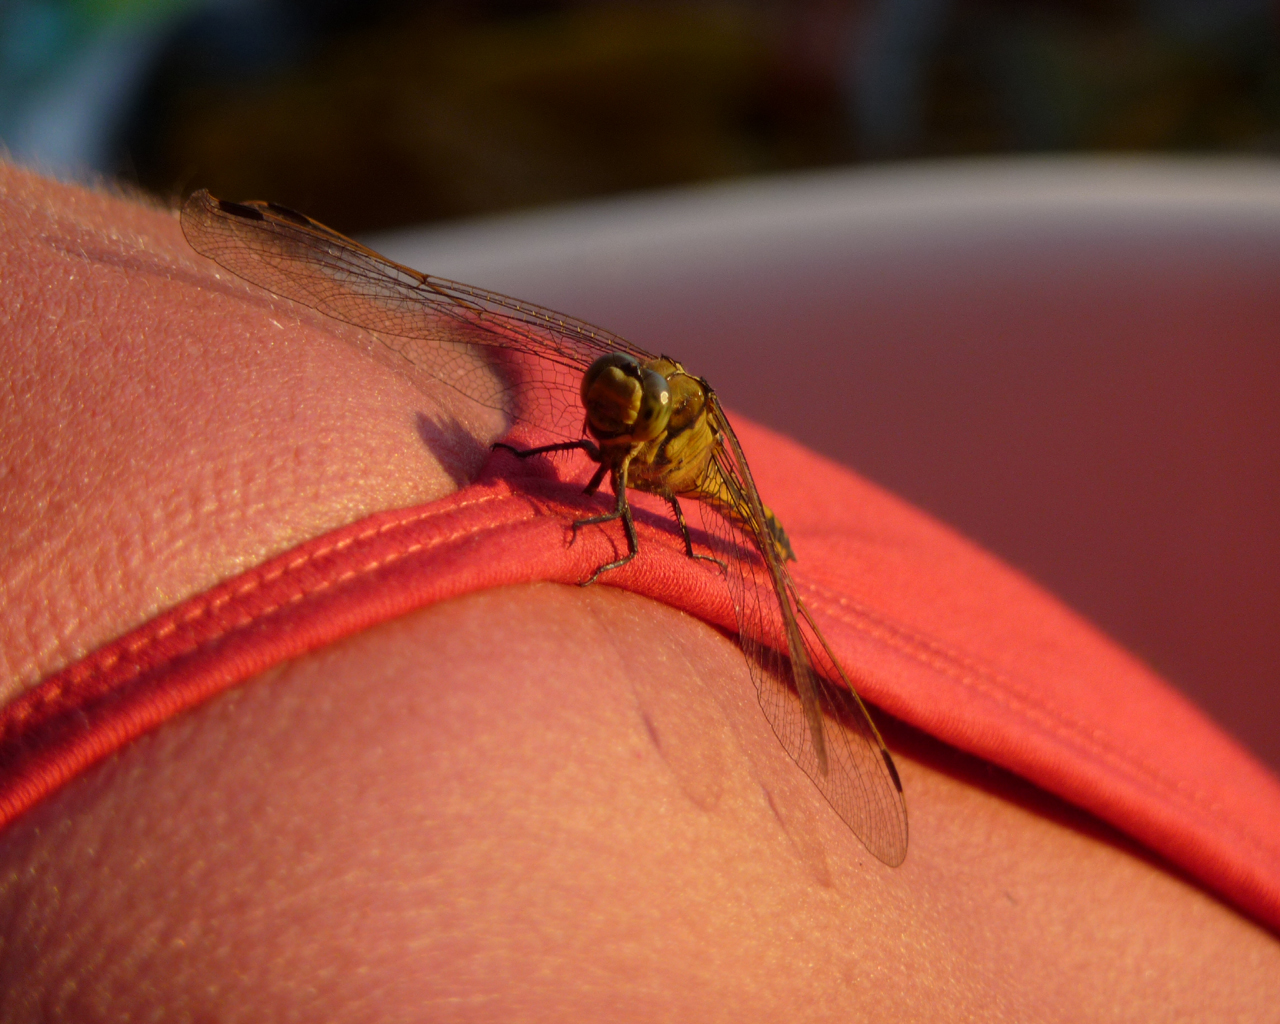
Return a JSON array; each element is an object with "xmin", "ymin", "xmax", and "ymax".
[{"xmin": 2, "ymin": 162, "xmax": 1278, "ymax": 1021}]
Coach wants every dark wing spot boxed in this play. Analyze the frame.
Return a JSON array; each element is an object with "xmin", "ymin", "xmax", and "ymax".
[
  {"xmin": 882, "ymin": 749, "xmax": 903, "ymax": 792},
  {"xmin": 216, "ymin": 198, "xmax": 264, "ymax": 221}
]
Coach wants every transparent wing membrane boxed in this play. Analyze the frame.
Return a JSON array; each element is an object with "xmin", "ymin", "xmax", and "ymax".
[
  {"xmin": 181, "ymin": 189, "xmax": 908, "ymax": 865},
  {"xmin": 698, "ymin": 404, "xmax": 908, "ymax": 866},
  {"xmin": 182, "ymin": 191, "xmax": 650, "ymax": 439}
]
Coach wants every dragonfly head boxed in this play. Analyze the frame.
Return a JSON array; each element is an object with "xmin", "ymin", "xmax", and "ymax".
[{"xmin": 581, "ymin": 353, "xmax": 673, "ymax": 443}]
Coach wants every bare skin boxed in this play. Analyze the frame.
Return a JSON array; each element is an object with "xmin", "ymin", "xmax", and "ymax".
[{"xmin": 1, "ymin": 162, "xmax": 1276, "ymax": 1022}]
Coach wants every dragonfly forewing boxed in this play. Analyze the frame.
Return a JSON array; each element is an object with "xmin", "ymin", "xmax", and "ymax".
[{"xmin": 181, "ymin": 190, "xmax": 646, "ymax": 441}]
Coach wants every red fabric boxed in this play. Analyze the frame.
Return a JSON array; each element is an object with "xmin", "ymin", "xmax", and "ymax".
[{"xmin": 2, "ymin": 416, "xmax": 1278, "ymax": 932}]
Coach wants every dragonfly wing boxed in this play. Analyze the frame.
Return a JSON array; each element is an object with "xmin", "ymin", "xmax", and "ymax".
[
  {"xmin": 180, "ymin": 190, "xmax": 652, "ymax": 441},
  {"xmin": 696, "ymin": 405, "xmax": 908, "ymax": 867}
]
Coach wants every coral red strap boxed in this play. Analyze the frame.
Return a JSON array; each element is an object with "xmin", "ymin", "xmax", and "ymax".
[{"xmin": 3, "ymin": 420, "xmax": 1279, "ymax": 933}]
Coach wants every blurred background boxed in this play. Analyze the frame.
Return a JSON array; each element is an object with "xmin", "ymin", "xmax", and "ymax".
[
  {"xmin": 3, "ymin": 1, "xmax": 1279, "ymax": 774},
  {"xmin": 4, "ymin": 0, "xmax": 1278, "ymax": 227}
]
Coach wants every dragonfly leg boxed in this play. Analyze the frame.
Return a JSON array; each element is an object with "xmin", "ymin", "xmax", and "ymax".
[
  {"xmin": 666, "ymin": 496, "xmax": 727, "ymax": 571},
  {"xmin": 573, "ymin": 464, "xmax": 639, "ymax": 585},
  {"xmin": 582, "ymin": 462, "xmax": 609, "ymax": 497},
  {"xmin": 492, "ymin": 439, "xmax": 600, "ymax": 461}
]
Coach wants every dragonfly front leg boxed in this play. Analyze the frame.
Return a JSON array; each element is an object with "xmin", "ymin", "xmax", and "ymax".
[
  {"xmin": 492, "ymin": 439, "xmax": 600, "ymax": 461},
  {"xmin": 493, "ymin": 438, "xmax": 607, "ymax": 498},
  {"xmin": 572, "ymin": 463, "xmax": 641, "ymax": 586},
  {"xmin": 495, "ymin": 440, "xmax": 638, "ymax": 585},
  {"xmin": 581, "ymin": 462, "xmax": 609, "ymax": 497}
]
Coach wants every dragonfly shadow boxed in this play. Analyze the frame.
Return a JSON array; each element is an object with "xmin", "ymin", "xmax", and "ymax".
[
  {"xmin": 413, "ymin": 410, "xmax": 493, "ymax": 489},
  {"xmin": 44, "ymin": 231, "xmax": 219, "ymax": 291}
]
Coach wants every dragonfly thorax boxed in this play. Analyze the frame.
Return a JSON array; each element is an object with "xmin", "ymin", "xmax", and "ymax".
[{"xmin": 581, "ymin": 353, "xmax": 673, "ymax": 443}]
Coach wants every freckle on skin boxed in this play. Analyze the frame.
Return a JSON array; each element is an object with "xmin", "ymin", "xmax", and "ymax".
[
  {"xmin": 641, "ymin": 709, "xmax": 662, "ymax": 751},
  {"xmin": 762, "ymin": 784, "xmax": 785, "ymax": 826}
]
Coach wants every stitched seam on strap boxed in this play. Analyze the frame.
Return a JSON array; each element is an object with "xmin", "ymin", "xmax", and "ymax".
[
  {"xmin": 800, "ymin": 578, "xmax": 1274, "ymax": 863},
  {"xmin": 1, "ymin": 492, "xmax": 517, "ymax": 737}
]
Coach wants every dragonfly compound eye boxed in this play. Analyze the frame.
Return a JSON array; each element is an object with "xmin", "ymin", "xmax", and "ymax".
[
  {"xmin": 632, "ymin": 368, "xmax": 673, "ymax": 441},
  {"xmin": 581, "ymin": 353, "xmax": 672, "ymax": 441}
]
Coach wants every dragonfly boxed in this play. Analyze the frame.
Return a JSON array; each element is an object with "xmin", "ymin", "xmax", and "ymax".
[{"xmin": 181, "ymin": 189, "xmax": 909, "ymax": 867}]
